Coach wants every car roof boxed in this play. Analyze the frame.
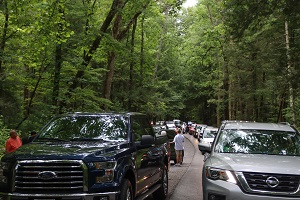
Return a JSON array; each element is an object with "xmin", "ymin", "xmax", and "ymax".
[
  {"xmin": 222, "ymin": 121, "xmax": 296, "ymax": 132},
  {"xmin": 205, "ymin": 126, "xmax": 217, "ymax": 130},
  {"xmin": 166, "ymin": 121, "xmax": 174, "ymax": 124}
]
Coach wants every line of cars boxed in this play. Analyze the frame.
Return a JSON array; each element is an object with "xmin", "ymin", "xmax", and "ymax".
[
  {"xmin": 184, "ymin": 122, "xmax": 219, "ymax": 155},
  {"xmin": 197, "ymin": 126, "xmax": 218, "ymax": 155}
]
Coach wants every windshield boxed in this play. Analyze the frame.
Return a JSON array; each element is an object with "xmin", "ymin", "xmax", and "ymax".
[
  {"xmin": 203, "ymin": 130, "xmax": 216, "ymax": 138},
  {"xmin": 214, "ymin": 129, "xmax": 300, "ymax": 156},
  {"xmin": 37, "ymin": 115, "xmax": 129, "ymax": 141}
]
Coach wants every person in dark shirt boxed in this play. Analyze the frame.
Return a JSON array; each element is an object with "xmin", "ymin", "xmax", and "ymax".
[{"xmin": 22, "ymin": 131, "xmax": 37, "ymax": 144}]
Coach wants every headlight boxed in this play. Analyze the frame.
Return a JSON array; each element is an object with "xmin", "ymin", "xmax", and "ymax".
[
  {"xmin": 0, "ymin": 161, "xmax": 9, "ymax": 183},
  {"xmin": 88, "ymin": 161, "xmax": 116, "ymax": 183},
  {"xmin": 205, "ymin": 166, "xmax": 237, "ymax": 184}
]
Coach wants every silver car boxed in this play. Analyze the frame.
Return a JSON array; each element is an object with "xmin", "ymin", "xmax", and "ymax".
[
  {"xmin": 202, "ymin": 121, "xmax": 300, "ymax": 200},
  {"xmin": 198, "ymin": 126, "xmax": 217, "ymax": 154}
]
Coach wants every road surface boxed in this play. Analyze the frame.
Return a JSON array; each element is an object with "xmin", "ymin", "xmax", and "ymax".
[
  {"xmin": 167, "ymin": 133, "xmax": 204, "ymax": 200},
  {"xmin": 146, "ymin": 133, "xmax": 204, "ymax": 200}
]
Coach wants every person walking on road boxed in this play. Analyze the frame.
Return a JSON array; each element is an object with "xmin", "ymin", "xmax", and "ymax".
[{"xmin": 173, "ymin": 129, "xmax": 184, "ymax": 166}]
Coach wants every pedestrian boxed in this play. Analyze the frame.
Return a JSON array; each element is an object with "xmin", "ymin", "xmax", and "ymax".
[
  {"xmin": 173, "ymin": 129, "xmax": 184, "ymax": 166},
  {"xmin": 185, "ymin": 124, "xmax": 189, "ymax": 134},
  {"xmin": 5, "ymin": 130, "xmax": 22, "ymax": 154}
]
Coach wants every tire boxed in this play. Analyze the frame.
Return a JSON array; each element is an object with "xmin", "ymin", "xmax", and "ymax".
[
  {"xmin": 153, "ymin": 166, "xmax": 168, "ymax": 199},
  {"xmin": 119, "ymin": 178, "xmax": 133, "ymax": 200}
]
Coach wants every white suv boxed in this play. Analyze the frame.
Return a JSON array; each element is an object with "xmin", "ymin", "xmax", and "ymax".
[{"xmin": 202, "ymin": 121, "xmax": 300, "ymax": 200}]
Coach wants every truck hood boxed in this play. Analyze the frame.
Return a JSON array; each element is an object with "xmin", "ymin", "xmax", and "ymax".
[
  {"xmin": 4, "ymin": 141, "xmax": 128, "ymax": 160},
  {"xmin": 207, "ymin": 153, "xmax": 300, "ymax": 175}
]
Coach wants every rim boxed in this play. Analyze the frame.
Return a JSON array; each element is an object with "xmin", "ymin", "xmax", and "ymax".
[
  {"xmin": 163, "ymin": 169, "xmax": 168, "ymax": 195},
  {"xmin": 126, "ymin": 187, "xmax": 132, "ymax": 200}
]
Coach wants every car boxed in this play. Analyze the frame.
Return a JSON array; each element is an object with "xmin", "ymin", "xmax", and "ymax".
[
  {"xmin": 152, "ymin": 124, "xmax": 164, "ymax": 134},
  {"xmin": 165, "ymin": 121, "xmax": 176, "ymax": 130},
  {"xmin": 0, "ymin": 112, "xmax": 170, "ymax": 200},
  {"xmin": 157, "ymin": 129, "xmax": 184, "ymax": 164},
  {"xmin": 188, "ymin": 123, "xmax": 196, "ymax": 135},
  {"xmin": 195, "ymin": 124, "xmax": 207, "ymax": 139},
  {"xmin": 173, "ymin": 119, "xmax": 182, "ymax": 128},
  {"xmin": 198, "ymin": 126, "xmax": 217, "ymax": 154},
  {"xmin": 194, "ymin": 124, "xmax": 206, "ymax": 138},
  {"xmin": 202, "ymin": 120, "xmax": 300, "ymax": 200}
]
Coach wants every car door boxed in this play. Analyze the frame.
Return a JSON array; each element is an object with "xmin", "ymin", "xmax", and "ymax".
[{"xmin": 131, "ymin": 115, "xmax": 162, "ymax": 195}]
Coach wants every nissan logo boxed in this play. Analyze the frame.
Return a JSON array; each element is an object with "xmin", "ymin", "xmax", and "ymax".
[
  {"xmin": 266, "ymin": 176, "xmax": 279, "ymax": 188},
  {"xmin": 38, "ymin": 171, "xmax": 57, "ymax": 180}
]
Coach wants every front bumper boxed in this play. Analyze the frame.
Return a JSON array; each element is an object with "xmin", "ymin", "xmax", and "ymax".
[
  {"xmin": 203, "ymin": 178, "xmax": 300, "ymax": 200},
  {"xmin": 0, "ymin": 192, "xmax": 119, "ymax": 200}
]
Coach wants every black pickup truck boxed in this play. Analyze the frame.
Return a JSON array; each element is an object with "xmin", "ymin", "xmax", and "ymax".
[{"xmin": 0, "ymin": 112, "xmax": 170, "ymax": 200}]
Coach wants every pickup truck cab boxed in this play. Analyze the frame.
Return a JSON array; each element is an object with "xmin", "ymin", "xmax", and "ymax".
[{"xmin": 0, "ymin": 112, "xmax": 170, "ymax": 200}]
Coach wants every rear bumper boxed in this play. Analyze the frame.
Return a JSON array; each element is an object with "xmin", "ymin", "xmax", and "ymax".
[{"xmin": 0, "ymin": 192, "xmax": 119, "ymax": 200}]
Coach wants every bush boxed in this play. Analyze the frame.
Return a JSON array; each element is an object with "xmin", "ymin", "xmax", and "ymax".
[{"xmin": 0, "ymin": 116, "xmax": 9, "ymax": 158}]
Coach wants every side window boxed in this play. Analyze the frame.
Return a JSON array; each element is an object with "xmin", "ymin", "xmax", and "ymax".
[
  {"xmin": 132, "ymin": 118, "xmax": 145, "ymax": 142},
  {"xmin": 132, "ymin": 116, "xmax": 153, "ymax": 142},
  {"xmin": 142, "ymin": 117, "xmax": 154, "ymax": 136}
]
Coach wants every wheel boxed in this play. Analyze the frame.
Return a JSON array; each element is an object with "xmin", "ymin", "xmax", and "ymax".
[
  {"xmin": 153, "ymin": 166, "xmax": 168, "ymax": 199},
  {"xmin": 119, "ymin": 178, "xmax": 133, "ymax": 200}
]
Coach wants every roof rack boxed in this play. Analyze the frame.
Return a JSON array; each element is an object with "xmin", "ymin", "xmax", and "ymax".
[{"xmin": 279, "ymin": 122, "xmax": 290, "ymax": 126}]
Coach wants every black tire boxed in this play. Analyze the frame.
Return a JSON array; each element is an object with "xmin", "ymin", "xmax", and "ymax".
[
  {"xmin": 153, "ymin": 166, "xmax": 168, "ymax": 199},
  {"xmin": 119, "ymin": 178, "xmax": 133, "ymax": 200}
]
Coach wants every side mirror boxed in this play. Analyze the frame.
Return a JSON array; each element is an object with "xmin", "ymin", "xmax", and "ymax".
[
  {"xmin": 136, "ymin": 135, "xmax": 155, "ymax": 149},
  {"xmin": 141, "ymin": 135, "xmax": 154, "ymax": 145}
]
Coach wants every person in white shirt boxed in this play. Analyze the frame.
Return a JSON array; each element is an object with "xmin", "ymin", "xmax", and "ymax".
[{"xmin": 172, "ymin": 130, "xmax": 184, "ymax": 166}]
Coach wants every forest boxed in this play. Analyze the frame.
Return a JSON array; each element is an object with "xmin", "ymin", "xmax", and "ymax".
[{"xmin": 1, "ymin": 0, "xmax": 300, "ymax": 150}]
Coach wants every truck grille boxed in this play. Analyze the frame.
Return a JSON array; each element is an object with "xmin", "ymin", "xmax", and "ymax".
[
  {"xmin": 14, "ymin": 160, "xmax": 86, "ymax": 193},
  {"xmin": 243, "ymin": 172, "xmax": 300, "ymax": 193}
]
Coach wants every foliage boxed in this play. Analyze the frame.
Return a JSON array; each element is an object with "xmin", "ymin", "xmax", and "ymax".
[
  {"xmin": 0, "ymin": 116, "xmax": 9, "ymax": 157},
  {"xmin": 1, "ymin": 0, "xmax": 300, "ymax": 147}
]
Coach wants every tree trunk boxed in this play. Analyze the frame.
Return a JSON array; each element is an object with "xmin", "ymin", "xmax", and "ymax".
[
  {"xmin": 128, "ymin": 18, "xmax": 137, "ymax": 110},
  {"xmin": 103, "ymin": 52, "xmax": 116, "ymax": 101},
  {"xmin": 285, "ymin": 20, "xmax": 295, "ymax": 124},
  {"xmin": 0, "ymin": 0, "xmax": 8, "ymax": 75},
  {"xmin": 52, "ymin": 44, "xmax": 62, "ymax": 112},
  {"xmin": 63, "ymin": 0, "xmax": 123, "ymax": 110},
  {"xmin": 154, "ymin": 5, "xmax": 168, "ymax": 78},
  {"xmin": 140, "ymin": 16, "xmax": 145, "ymax": 83},
  {"xmin": 0, "ymin": 0, "xmax": 9, "ymax": 107},
  {"xmin": 103, "ymin": 1, "xmax": 150, "ymax": 101}
]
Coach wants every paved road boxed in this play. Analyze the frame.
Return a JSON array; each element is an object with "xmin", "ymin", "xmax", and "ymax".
[
  {"xmin": 146, "ymin": 133, "xmax": 204, "ymax": 200},
  {"xmin": 167, "ymin": 134, "xmax": 204, "ymax": 200}
]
